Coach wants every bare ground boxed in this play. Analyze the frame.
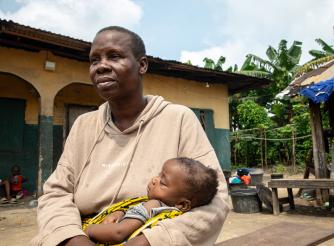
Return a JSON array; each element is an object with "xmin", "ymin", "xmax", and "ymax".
[{"xmin": 1, "ymin": 174, "xmax": 333, "ymax": 246}]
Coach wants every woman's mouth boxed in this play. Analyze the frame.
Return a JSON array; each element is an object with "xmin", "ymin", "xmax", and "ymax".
[{"xmin": 96, "ymin": 80, "xmax": 117, "ymax": 90}]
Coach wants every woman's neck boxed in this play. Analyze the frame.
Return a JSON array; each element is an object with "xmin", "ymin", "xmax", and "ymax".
[{"xmin": 108, "ymin": 95, "xmax": 147, "ymax": 131}]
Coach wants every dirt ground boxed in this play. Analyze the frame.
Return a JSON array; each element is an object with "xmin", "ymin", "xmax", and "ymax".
[{"xmin": 1, "ymin": 174, "xmax": 334, "ymax": 246}]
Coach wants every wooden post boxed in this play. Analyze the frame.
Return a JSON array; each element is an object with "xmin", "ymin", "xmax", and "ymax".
[
  {"xmin": 260, "ymin": 129, "xmax": 264, "ymax": 169},
  {"xmin": 264, "ymin": 130, "xmax": 268, "ymax": 169},
  {"xmin": 292, "ymin": 128, "xmax": 296, "ymax": 173},
  {"xmin": 309, "ymin": 100, "xmax": 328, "ymax": 204},
  {"xmin": 327, "ymin": 94, "xmax": 334, "ymax": 209}
]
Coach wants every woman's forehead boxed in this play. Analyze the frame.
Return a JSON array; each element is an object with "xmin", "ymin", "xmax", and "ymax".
[{"xmin": 93, "ymin": 30, "xmax": 132, "ymax": 46}]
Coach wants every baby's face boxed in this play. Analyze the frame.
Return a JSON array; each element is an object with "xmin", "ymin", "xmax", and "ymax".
[{"xmin": 147, "ymin": 160, "xmax": 188, "ymax": 207}]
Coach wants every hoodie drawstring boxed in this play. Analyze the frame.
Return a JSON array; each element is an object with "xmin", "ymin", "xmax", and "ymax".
[
  {"xmin": 108, "ymin": 119, "xmax": 144, "ymax": 206},
  {"xmin": 74, "ymin": 117, "xmax": 109, "ymax": 193},
  {"xmin": 89, "ymin": 119, "xmax": 144, "ymax": 221}
]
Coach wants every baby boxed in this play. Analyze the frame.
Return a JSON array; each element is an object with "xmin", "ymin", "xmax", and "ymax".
[{"xmin": 84, "ymin": 157, "xmax": 218, "ymax": 244}]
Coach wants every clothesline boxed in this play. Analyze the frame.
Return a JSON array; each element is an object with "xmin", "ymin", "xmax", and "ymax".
[{"xmin": 230, "ymin": 134, "xmax": 312, "ymax": 141}]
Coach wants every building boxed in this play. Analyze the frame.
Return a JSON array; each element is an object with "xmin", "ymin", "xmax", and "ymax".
[{"xmin": 0, "ymin": 19, "xmax": 270, "ymax": 194}]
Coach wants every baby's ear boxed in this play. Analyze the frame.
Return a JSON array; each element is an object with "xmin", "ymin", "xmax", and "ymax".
[{"xmin": 176, "ymin": 199, "xmax": 192, "ymax": 212}]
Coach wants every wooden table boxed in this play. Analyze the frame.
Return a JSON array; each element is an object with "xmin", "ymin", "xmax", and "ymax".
[
  {"xmin": 268, "ymin": 179, "xmax": 334, "ymax": 215},
  {"xmin": 215, "ymin": 222, "xmax": 334, "ymax": 246}
]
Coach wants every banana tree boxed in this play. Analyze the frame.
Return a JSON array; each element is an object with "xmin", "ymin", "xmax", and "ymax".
[
  {"xmin": 203, "ymin": 56, "xmax": 226, "ymax": 71},
  {"xmin": 240, "ymin": 40, "xmax": 302, "ymax": 91}
]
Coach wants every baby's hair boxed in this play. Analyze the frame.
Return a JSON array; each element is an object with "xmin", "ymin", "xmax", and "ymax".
[
  {"xmin": 95, "ymin": 26, "xmax": 146, "ymax": 59},
  {"xmin": 171, "ymin": 157, "xmax": 218, "ymax": 207}
]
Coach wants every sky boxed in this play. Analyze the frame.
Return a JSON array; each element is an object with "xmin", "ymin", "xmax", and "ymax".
[{"xmin": 1, "ymin": 0, "xmax": 334, "ymax": 69}]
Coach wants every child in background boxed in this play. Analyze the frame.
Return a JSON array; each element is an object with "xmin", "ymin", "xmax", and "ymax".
[
  {"xmin": 84, "ymin": 157, "xmax": 218, "ymax": 245},
  {"xmin": 0, "ymin": 178, "xmax": 16, "ymax": 203},
  {"xmin": 10, "ymin": 165, "xmax": 26, "ymax": 200}
]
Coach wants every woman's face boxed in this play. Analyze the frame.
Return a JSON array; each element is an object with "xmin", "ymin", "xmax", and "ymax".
[{"xmin": 89, "ymin": 30, "xmax": 147, "ymax": 101}]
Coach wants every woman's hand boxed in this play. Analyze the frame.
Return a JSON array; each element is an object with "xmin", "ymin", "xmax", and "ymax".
[
  {"xmin": 125, "ymin": 234, "xmax": 150, "ymax": 246},
  {"xmin": 61, "ymin": 235, "xmax": 95, "ymax": 246},
  {"xmin": 102, "ymin": 210, "xmax": 125, "ymax": 224}
]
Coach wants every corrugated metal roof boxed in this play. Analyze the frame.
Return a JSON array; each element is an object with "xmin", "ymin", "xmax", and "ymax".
[
  {"xmin": 0, "ymin": 19, "xmax": 272, "ymax": 94},
  {"xmin": 285, "ymin": 59, "xmax": 334, "ymax": 96}
]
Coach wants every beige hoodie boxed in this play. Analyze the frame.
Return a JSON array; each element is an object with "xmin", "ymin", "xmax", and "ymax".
[{"xmin": 34, "ymin": 95, "xmax": 229, "ymax": 246}]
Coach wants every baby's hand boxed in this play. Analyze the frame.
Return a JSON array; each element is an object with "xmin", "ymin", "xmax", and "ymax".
[{"xmin": 102, "ymin": 210, "xmax": 125, "ymax": 224}]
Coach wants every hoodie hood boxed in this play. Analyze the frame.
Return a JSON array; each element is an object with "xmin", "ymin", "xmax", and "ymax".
[{"xmin": 100, "ymin": 95, "xmax": 170, "ymax": 135}]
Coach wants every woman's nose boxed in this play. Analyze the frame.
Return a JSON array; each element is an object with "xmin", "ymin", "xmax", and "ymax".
[{"xmin": 96, "ymin": 59, "xmax": 111, "ymax": 74}]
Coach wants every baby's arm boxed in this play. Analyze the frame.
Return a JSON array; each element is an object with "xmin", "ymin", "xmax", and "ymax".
[
  {"xmin": 85, "ymin": 219, "xmax": 143, "ymax": 244},
  {"xmin": 85, "ymin": 200, "xmax": 161, "ymax": 244},
  {"xmin": 102, "ymin": 210, "xmax": 125, "ymax": 224}
]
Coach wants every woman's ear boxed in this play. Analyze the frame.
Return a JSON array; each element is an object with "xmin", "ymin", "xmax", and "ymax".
[
  {"xmin": 176, "ymin": 199, "xmax": 192, "ymax": 212},
  {"xmin": 138, "ymin": 56, "xmax": 148, "ymax": 75}
]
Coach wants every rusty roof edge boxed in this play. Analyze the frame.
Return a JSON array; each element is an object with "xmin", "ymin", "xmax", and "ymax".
[
  {"xmin": 0, "ymin": 19, "xmax": 90, "ymax": 50},
  {"xmin": 147, "ymin": 56, "xmax": 272, "ymax": 83},
  {"xmin": 0, "ymin": 19, "xmax": 272, "ymax": 92}
]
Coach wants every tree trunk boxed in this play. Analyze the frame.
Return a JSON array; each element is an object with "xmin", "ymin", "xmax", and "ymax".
[{"xmin": 309, "ymin": 100, "xmax": 328, "ymax": 204}]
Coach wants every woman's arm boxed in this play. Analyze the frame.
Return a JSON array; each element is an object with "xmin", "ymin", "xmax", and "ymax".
[
  {"xmin": 37, "ymin": 163, "xmax": 91, "ymax": 245},
  {"xmin": 36, "ymin": 116, "xmax": 96, "ymax": 245},
  {"xmin": 61, "ymin": 235, "xmax": 95, "ymax": 246}
]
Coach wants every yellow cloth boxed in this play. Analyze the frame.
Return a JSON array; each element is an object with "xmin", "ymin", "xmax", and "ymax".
[{"xmin": 82, "ymin": 196, "xmax": 183, "ymax": 246}]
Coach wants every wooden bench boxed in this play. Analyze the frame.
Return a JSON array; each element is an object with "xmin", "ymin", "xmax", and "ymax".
[
  {"xmin": 215, "ymin": 222, "xmax": 334, "ymax": 246},
  {"xmin": 268, "ymin": 179, "xmax": 334, "ymax": 215}
]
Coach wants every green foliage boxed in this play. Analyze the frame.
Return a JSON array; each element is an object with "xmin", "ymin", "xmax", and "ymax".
[
  {"xmin": 203, "ymin": 56, "xmax": 238, "ymax": 72},
  {"xmin": 237, "ymin": 100, "xmax": 272, "ymax": 129},
  {"xmin": 188, "ymin": 35, "xmax": 332, "ymax": 171},
  {"xmin": 273, "ymin": 163, "xmax": 286, "ymax": 173}
]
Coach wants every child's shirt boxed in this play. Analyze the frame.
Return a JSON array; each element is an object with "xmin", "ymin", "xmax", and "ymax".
[
  {"xmin": 11, "ymin": 175, "xmax": 23, "ymax": 191},
  {"xmin": 122, "ymin": 201, "xmax": 180, "ymax": 223}
]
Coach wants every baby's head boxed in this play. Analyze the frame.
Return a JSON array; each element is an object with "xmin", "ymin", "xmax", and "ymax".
[{"xmin": 147, "ymin": 157, "xmax": 218, "ymax": 212}]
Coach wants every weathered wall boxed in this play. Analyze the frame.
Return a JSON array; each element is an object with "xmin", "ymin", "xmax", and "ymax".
[{"xmin": 143, "ymin": 74, "xmax": 229, "ymax": 129}]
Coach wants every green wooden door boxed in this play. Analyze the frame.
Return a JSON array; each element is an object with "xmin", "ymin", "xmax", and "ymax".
[
  {"xmin": 0, "ymin": 98, "xmax": 25, "ymax": 152},
  {"xmin": 191, "ymin": 108, "xmax": 215, "ymax": 145},
  {"xmin": 0, "ymin": 98, "xmax": 25, "ymax": 179}
]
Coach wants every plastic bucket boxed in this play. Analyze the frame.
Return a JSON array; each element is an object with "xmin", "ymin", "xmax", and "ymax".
[
  {"xmin": 249, "ymin": 169, "xmax": 264, "ymax": 186},
  {"xmin": 271, "ymin": 173, "xmax": 283, "ymax": 179},
  {"xmin": 230, "ymin": 188, "xmax": 262, "ymax": 213}
]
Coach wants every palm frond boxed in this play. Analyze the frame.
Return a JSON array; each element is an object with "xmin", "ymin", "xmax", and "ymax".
[
  {"xmin": 237, "ymin": 70, "xmax": 271, "ymax": 79},
  {"xmin": 247, "ymin": 54, "xmax": 274, "ymax": 72},
  {"xmin": 214, "ymin": 56, "xmax": 226, "ymax": 70},
  {"xmin": 287, "ymin": 41, "xmax": 302, "ymax": 64},
  {"xmin": 309, "ymin": 49, "xmax": 327, "ymax": 59},
  {"xmin": 315, "ymin": 38, "xmax": 334, "ymax": 55},
  {"xmin": 266, "ymin": 46, "xmax": 277, "ymax": 62},
  {"xmin": 203, "ymin": 57, "xmax": 215, "ymax": 69}
]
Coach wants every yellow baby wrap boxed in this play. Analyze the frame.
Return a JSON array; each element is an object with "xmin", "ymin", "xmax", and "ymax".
[{"xmin": 82, "ymin": 196, "xmax": 183, "ymax": 246}]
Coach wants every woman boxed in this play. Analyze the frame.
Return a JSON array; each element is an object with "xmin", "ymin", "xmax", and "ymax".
[{"xmin": 34, "ymin": 26, "xmax": 229, "ymax": 246}]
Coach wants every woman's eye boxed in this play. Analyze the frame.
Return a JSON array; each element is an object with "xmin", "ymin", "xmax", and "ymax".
[
  {"xmin": 108, "ymin": 54, "xmax": 120, "ymax": 60},
  {"xmin": 89, "ymin": 58, "xmax": 99, "ymax": 65}
]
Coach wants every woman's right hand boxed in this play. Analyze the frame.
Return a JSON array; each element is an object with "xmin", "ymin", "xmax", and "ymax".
[
  {"xmin": 62, "ymin": 235, "xmax": 95, "ymax": 246},
  {"xmin": 102, "ymin": 210, "xmax": 125, "ymax": 224}
]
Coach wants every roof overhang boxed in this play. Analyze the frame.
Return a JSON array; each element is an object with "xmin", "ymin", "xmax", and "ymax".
[
  {"xmin": 0, "ymin": 19, "xmax": 271, "ymax": 95},
  {"xmin": 280, "ymin": 59, "xmax": 334, "ymax": 97}
]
